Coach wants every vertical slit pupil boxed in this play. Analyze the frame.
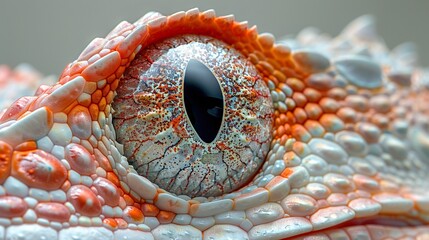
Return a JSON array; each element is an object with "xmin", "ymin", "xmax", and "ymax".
[{"xmin": 183, "ymin": 59, "xmax": 224, "ymax": 143}]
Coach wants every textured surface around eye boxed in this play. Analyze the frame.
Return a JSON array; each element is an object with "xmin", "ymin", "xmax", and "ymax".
[{"xmin": 112, "ymin": 35, "xmax": 273, "ymax": 197}]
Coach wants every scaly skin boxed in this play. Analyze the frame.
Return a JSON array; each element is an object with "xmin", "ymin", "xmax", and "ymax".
[{"xmin": 1, "ymin": 9, "xmax": 429, "ymax": 240}]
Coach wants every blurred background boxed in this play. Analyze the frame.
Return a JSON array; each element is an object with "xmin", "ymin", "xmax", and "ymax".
[{"xmin": 1, "ymin": 0, "xmax": 428, "ymax": 75}]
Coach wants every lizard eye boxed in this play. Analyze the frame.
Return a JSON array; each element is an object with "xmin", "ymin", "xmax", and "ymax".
[{"xmin": 112, "ymin": 35, "xmax": 273, "ymax": 197}]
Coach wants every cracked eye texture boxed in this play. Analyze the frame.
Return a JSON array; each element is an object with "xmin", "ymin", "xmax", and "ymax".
[{"xmin": 112, "ymin": 35, "xmax": 273, "ymax": 197}]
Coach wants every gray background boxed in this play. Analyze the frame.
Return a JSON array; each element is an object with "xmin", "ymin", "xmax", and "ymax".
[{"xmin": 1, "ymin": 0, "xmax": 428, "ymax": 75}]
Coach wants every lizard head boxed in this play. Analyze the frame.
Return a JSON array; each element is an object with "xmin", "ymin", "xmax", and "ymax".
[{"xmin": 0, "ymin": 9, "xmax": 429, "ymax": 239}]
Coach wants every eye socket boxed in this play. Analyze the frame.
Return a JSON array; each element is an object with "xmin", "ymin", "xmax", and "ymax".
[{"xmin": 112, "ymin": 35, "xmax": 273, "ymax": 198}]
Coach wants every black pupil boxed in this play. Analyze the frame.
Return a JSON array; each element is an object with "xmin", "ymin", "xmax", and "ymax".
[{"xmin": 183, "ymin": 59, "xmax": 224, "ymax": 143}]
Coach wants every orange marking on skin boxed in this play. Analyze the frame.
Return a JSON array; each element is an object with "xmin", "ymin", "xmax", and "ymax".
[
  {"xmin": 305, "ymin": 103, "xmax": 323, "ymax": 120},
  {"xmin": 292, "ymin": 92, "xmax": 307, "ymax": 107},
  {"xmin": 106, "ymin": 91, "xmax": 114, "ymax": 105},
  {"xmin": 15, "ymin": 141, "xmax": 37, "ymax": 151},
  {"xmin": 61, "ymin": 180, "xmax": 71, "ymax": 192},
  {"xmin": 293, "ymin": 141, "xmax": 307, "ymax": 155},
  {"xmin": 107, "ymin": 73, "xmax": 117, "ymax": 83},
  {"xmin": 99, "ymin": 97, "xmax": 107, "ymax": 111},
  {"xmin": 67, "ymin": 185, "xmax": 102, "ymax": 217},
  {"xmin": 93, "ymin": 177, "xmax": 120, "ymax": 206},
  {"xmin": 123, "ymin": 194, "xmax": 134, "ymax": 205},
  {"xmin": 94, "ymin": 149, "xmax": 113, "ymax": 171},
  {"xmin": 293, "ymin": 108, "xmax": 307, "ymax": 124},
  {"xmin": 280, "ymin": 168, "xmax": 294, "ymax": 178},
  {"xmin": 0, "ymin": 196, "xmax": 27, "ymax": 217},
  {"xmin": 115, "ymin": 218, "xmax": 128, "ymax": 229},
  {"xmin": 279, "ymin": 135, "xmax": 289, "ymax": 145},
  {"xmin": 157, "ymin": 210, "xmax": 175, "ymax": 224},
  {"xmin": 103, "ymin": 218, "xmax": 118, "ymax": 229},
  {"xmin": 89, "ymin": 103, "xmax": 99, "ymax": 121},
  {"xmin": 115, "ymin": 66, "xmax": 126, "ymax": 79},
  {"xmin": 81, "ymin": 51, "xmax": 121, "ymax": 82},
  {"xmin": 303, "ymin": 88, "xmax": 322, "ymax": 103},
  {"xmin": 12, "ymin": 150, "xmax": 67, "ymax": 190},
  {"xmin": 0, "ymin": 141, "xmax": 12, "ymax": 184},
  {"xmin": 142, "ymin": 203, "xmax": 160, "ymax": 217},
  {"xmin": 291, "ymin": 124, "xmax": 310, "ymax": 142},
  {"xmin": 92, "ymin": 90, "xmax": 102, "ymax": 104},
  {"xmin": 35, "ymin": 202, "xmax": 71, "ymax": 222},
  {"xmin": 107, "ymin": 171, "xmax": 120, "ymax": 187},
  {"xmin": 0, "ymin": 96, "xmax": 36, "ymax": 123},
  {"xmin": 68, "ymin": 61, "xmax": 88, "ymax": 77},
  {"xmin": 102, "ymin": 84, "xmax": 110, "ymax": 97},
  {"xmin": 273, "ymin": 70, "xmax": 287, "ymax": 82},
  {"xmin": 124, "ymin": 206, "xmax": 144, "ymax": 223}
]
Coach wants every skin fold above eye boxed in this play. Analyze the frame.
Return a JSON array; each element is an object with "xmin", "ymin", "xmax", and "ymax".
[{"xmin": 0, "ymin": 8, "xmax": 428, "ymax": 240}]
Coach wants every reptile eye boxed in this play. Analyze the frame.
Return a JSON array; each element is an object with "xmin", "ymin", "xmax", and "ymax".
[{"xmin": 112, "ymin": 35, "xmax": 273, "ymax": 198}]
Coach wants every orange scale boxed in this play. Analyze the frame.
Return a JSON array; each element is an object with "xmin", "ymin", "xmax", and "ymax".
[
  {"xmin": 35, "ymin": 202, "xmax": 71, "ymax": 222},
  {"xmin": 0, "ymin": 96, "xmax": 37, "ymax": 123},
  {"xmin": 103, "ymin": 218, "xmax": 118, "ymax": 230},
  {"xmin": 337, "ymin": 107, "xmax": 358, "ymax": 123},
  {"xmin": 115, "ymin": 218, "xmax": 129, "ymax": 229},
  {"xmin": 68, "ymin": 61, "xmax": 88, "ymax": 76},
  {"xmin": 141, "ymin": 203, "xmax": 160, "ymax": 217},
  {"xmin": 319, "ymin": 97, "xmax": 340, "ymax": 113},
  {"xmin": 123, "ymin": 194, "xmax": 134, "ymax": 205},
  {"xmin": 292, "ymin": 142, "xmax": 308, "ymax": 156},
  {"xmin": 280, "ymin": 168, "xmax": 294, "ymax": 178},
  {"xmin": 91, "ymin": 90, "xmax": 103, "ymax": 104},
  {"xmin": 291, "ymin": 124, "xmax": 311, "ymax": 142},
  {"xmin": 106, "ymin": 91, "xmax": 115, "ymax": 105},
  {"xmin": 286, "ymin": 78, "xmax": 305, "ymax": 92},
  {"xmin": 259, "ymin": 61, "xmax": 274, "ymax": 75},
  {"xmin": 293, "ymin": 108, "xmax": 307, "ymax": 124},
  {"xmin": 123, "ymin": 206, "xmax": 144, "ymax": 223},
  {"xmin": 304, "ymin": 103, "xmax": 323, "ymax": 120},
  {"xmin": 61, "ymin": 180, "xmax": 71, "ymax": 192},
  {"xmin": 115, "ymin": 66, "xmax": 127, "ymax": 79},
  {"xmin": 319, "ymin": 114, "xmax": 345, "ymax": 133},
  {"xmin": 286, "ymin": 112, "xmax": 296, "ymax": 124},
  {"xmin": 327, "ymin": 88, "xmax": 348, "ymax": 100},
  {"xmin": 0, "ymin": 141, "xmax": 12, "ymax": 184},
  {"xmin": 371, "ymin": 114, "xmax": 389, "ymax": 130},
  {"xmin": 276, "ymin": 125, "xmax": 286, "ymax": 137},
  {"xmin": 107, "ymin": 172, "xmax": 121, "ymax": 186},
  {"xmin": 279, "ymin": 135, "xmax": 289, "ymax": 145},
  {"xmin": 93, "ymin": 177, "xmax": 120, "ymax": 207},
  {"xmin": 292, "ymin": 92, "xmax": 308, "ymax": 107},
  {"xmin": 68, "ymin": 106, "xmax": 92, "ymax": 139},
  {"xmin": 65, "ymin": 143, "xmax": 97, "ymax": 175},
  {"xmin": 303, "ymin": 88, "xmax": 322, "ymax": 102},
  {"xmin": 157, "ymin": 210, "xmax": 176, "ymax": 224},
  {"xmin": 12, "ymin": 150, "xmax": 67, "ymax": 190},
  {"xmin": 15, "ymin": 141, "xmax": 37, "ymax": 151},
  {"xmin": 94, "ymin": 149, "xmax": 112, "ymax": 171},
  {"xmin": 67, "ymin": 185, "xmax": 102, "ymax": 217},
  {"xmin": 304, "ymin": 120, "xmax": 326, "ymax": 138},
  {"xmin": 273, "ymin": 70, "xmax": 287, "ymax": 83},
  {"xmin": 102, "ymin": 84, "xmax": 110, "ymax": 97},
  {"xmin": 99, "ymin": 97, "xmax": 107, "ymax": 111},
  {"xmin": 0, "ymin": 196, "xmax": 27, "ymax": 218},
  {"xmin": 106, "ymin": 73, "xmax": 117, "ymax": 83},
  {"xmin": 89, "ymin": 104, "xmax": 99, "ymax": 121}
]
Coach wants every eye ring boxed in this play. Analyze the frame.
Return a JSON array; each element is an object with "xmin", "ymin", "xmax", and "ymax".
[{"xmin": 112, "ymin": 34, "xmax": 273, "ymax": 198}]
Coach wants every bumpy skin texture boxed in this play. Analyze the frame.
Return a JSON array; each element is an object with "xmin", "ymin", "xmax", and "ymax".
[{"xmin": 1, "ymin": 9, "xmax": 429, "ymax": 240}]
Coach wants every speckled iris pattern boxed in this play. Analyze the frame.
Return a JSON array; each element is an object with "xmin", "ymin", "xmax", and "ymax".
[{"xmin": 112, "ymin": 35, "xmax": 273, "ymax": 197}]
